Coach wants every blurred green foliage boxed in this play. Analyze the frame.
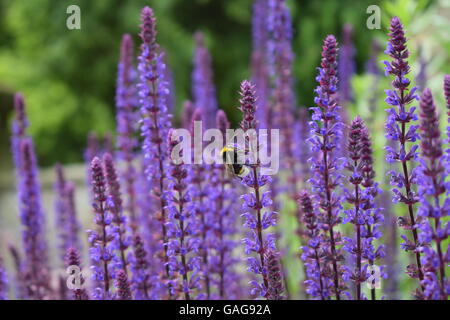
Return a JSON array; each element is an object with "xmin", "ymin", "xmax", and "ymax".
[{"xmin": 0, "ymin": 0, "xmax": 448, "ymax": 167}]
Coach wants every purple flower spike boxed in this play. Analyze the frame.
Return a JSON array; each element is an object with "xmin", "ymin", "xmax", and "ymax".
[
  {"xmin": 65, "ymin": 247, "xmax": 89, "ymax": 300},
  {"xmin": 299, "ymin": 190, "xmax": 331, "ymax": 300},
  {"xmin": 239, "ymin": 80, "xmax": 279, "ymax": 299},
  {"xmin": 115, "ymin": 34, "xmax": 139, "ymax": 229},
  {"xmin": 103, "ymin": 153, "xmax": 131, "ymax": 280},
  {"xmin": 88, "ymin": 157, "xmax": 113, "ymax": 299},
  {"xmin": 166, "ymin": 129, "xmax": 202, "ymax": 300},
  {"xmin": 308, "ymin": 34, "xmax": 346, "ymax": 300},
  {"xmin": 209, "ymin": 110, "xmax": 241, "ymax": 299},
  {"xmin": 0, "ymin": 258, "xmax": 8, "ymax": 300},
  {"xmin": 130, "ymin": 234, "xmax": 151, "ymax": 299},
  {"xmin": 360, "ymin": 126, "xmax": 384, "ymax": 300},
  {"xmin": 17, "ymin": 138, "xmax": 51, "ymax": 299},
  {"xmin": 265, "ymin": 249, "xmax": 284, "ymax": 300},
  {"xmin": 343, "ymin": 117, "xmax": 384, "ymax": 300},
  {"xmin": 383, "ymin": 17, "xmax": 424, "ymax": 292},
  {"xmin": 343, "ymin": 116, "xmax": 365, "ymax": 300},
  {"xmin": 192, "ymin": 32, "xmax": 218, "ymax": 130},
  {"xmin": 115, "ymin": 270, "xmax": 132, "ymax": 300},
  {"xmin": 54, "ymin": 164, "xmax": 82, "ymax": 263},
  {"xmin": 138, "ymin": 6, "xmax": 173, "ymax": 299},
  {"xmin": 417, "ymin": 89, "xmax": 449, "ymax": 300}
]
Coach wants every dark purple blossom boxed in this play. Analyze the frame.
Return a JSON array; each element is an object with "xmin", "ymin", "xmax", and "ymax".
[
  {"xmin": 308, "ymin": 34, "xmax": 346, "ymax": 300},
  {"xmin": 383, "ymin": 17, "xmax": 424, "ymax": 290},
  {"xmin": 65, "ymin": 247, "xmax": 89, "ymax": 300},
  {"xmin": 115, "ymin": 270, "xmax": 132, "ymax": 300},
  {"xmin": 88, "ymin": 157, "xmax": 114, "ymax": 299},
  {"xmin": 192, "ymin": 32, "xmax": 217, "ymax": 130},
  {"xmin": 298, "ymin": 190, "xmax": 332, "ymax": 300},
  {"xmin": 137, "ymin": 6, "xmax": 173, "ymax": 299},
  {"xmin": 130, "ymin": 234, "xmax": 152, "ymax": 299},
  {"xmin": 264, "ymin": 249, "xmax": 284, "ymax": 300},
  {"xmin": 416, "ymin": 89, "xmax": 449, "ymax": 300}
]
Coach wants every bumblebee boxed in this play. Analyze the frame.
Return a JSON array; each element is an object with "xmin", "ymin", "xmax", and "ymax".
[{"xmin": 220, "ymin": 145, "xmax": 250, "ymax": 179}]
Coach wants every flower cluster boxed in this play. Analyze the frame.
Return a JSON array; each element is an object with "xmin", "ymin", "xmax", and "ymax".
[{"xmin": 4, "ymin": 5, "xmax": 450, "ymax": 302}]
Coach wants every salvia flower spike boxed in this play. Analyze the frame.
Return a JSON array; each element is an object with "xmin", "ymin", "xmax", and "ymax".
[
  {"xmin": 299, "ymin": 190, "xmax": 331, "ymax": 300},
  {"xmin": 383, "ymin": 16, "xmax": 424, "ymax": 292},
  {"xmin": 239, "ymin": 80, "xmax": 278, "ymax": 298},
  {"xmin": 417, "ymin": 89, "xmax": 449, "ymax": 300},
  {"xmin": 166, "ymin": 129, "xmax": 202, "ymax": 300},
  {"xmin": 308, "ymin": 34, "xmax": 346, "ymax": 300},
  {"xmin": 137, "ymin": 6, "xmax": 173, "ymax": 298},
  {"xmin": 115, "ymin": 34, "xmax": 139, "ymax": 229},
  {"xmin": 88, "ymin": 157, "xmax": 113, "ymax": 299}
]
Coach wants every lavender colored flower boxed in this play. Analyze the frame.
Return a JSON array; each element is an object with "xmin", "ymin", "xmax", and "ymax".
[
  {"xmin": 299, "ymin": 190, "xmax": 331, "ymax": 300},
  {"xmin": 239, "ymin": 80, "xmax": 278, "ymax": 298},
  {"xmin": 137, "ymin": 6, "xmax": 173, "ymax": 299},
  {"xmin": 264, "ymin": 249, "xmax": 284, "ymax": 300},
  {"xmin": 54, "ymin": 164, "xmax": 81, "ymax": 262},
  {"xmin": 115, "ymin": 34, "xmax": 140, "ymax": 229},
  {"xmin": 383, "ymin": 17, "xmax": 424, "ymax": 289},
  {"xmin": 416, "ymin": 89, "xmax": 449, "ymax": 300},
  {"xmin": 308, "ymin": 34, "xmax": 346, "ymax": 300},
  {"xmin": 166, "ymin": 129, "xmax": 202, "ymax": 300},
  {"xmin": 88, "ymin": 157, "xmax": 114, "ymax": 299},
  {"xmin": 130, "ymin": 234, "xmax": 151, "ymax": 299},
  {"xmin": 65, "ymin": 247, "xmax": 89, "ymax": 300},
  {"xmin": 192, "ymin": 31, "xmax": 218, "ymax": 130},
  {"xmin": 0, "ymin": 258, "xmax": 8, "ymax": 300}
]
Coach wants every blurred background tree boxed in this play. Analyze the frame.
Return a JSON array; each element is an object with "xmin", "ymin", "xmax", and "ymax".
[{"xmin": 0, "ymin": 0, "xmax": 448, "ymax": 167}]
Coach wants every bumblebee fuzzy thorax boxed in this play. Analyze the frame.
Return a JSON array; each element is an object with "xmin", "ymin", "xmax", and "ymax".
[{"xmin": 220, "ymin": 146, "xmax": 249, "ymax": 179}]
